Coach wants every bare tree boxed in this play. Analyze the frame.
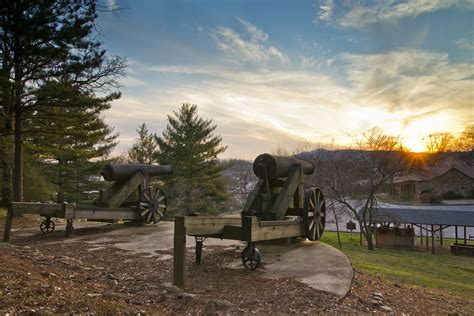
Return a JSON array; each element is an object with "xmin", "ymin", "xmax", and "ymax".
[
  {"xmin": 315, "ymin": 128, "xmax": 406, "ymax": 250},
  {"xmin": 453, "ymin": 125, "xmax": 474, "ymax": 153},
  {"xmin": 424, "ymin": 132, "xmax": 454, "ymax": 153}
]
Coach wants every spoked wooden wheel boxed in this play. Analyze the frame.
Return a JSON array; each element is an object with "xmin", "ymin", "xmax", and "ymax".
[
  {"xmin": 40, "ymin": 218, "xmax": 55, "ymax": 234},
  {"xmin": 139, "ymin": 186, "xmax": 167, "ymax": 224},
  {"xmin": 302, "ymin": 188, "xmax": 326, "ymax": 241}
]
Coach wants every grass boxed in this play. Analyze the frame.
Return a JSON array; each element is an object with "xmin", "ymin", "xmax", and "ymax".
[{"xmin": 321, "ymin": 231, "xmax": 474, "ymax": 298}]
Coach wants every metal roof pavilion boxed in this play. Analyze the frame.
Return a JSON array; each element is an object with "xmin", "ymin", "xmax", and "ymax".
[{"xmin": 371, "ymin": 207, "xmax": 474, "ymax": 227}]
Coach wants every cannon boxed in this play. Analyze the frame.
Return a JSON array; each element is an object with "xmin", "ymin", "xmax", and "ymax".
[
  {"xmin": 101, "ymin": 163, "xmax": 173, "ymax": 181},
  {"xmin": 95, "ymin": 163, "xmax": 173, "ymax": 224},
  {"xmin": 240, "ymin": 153, "xmax": 326, "ymax": 268},
  {"xmin": 4, "ymin": 163, "xmax": 173, "ymax": 239},
  {"xmin": 173, "ymin": 153, "xmax": 326, "ymax": 281}
]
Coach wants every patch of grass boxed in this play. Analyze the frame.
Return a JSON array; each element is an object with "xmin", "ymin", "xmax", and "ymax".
[{"xmin": 321, "ymin": 231, "xmax": 474, "ymax": 298}]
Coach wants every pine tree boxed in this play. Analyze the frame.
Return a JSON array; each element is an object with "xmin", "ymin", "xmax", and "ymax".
[
  {"xmin": 28, "ymin": 85, "xmax": 118, "ymax": 204},
  {"xmin": 0, "ymin": 0, "xmax": 125, "ymax": 204},
  {"xmin": 156, "ymin": 103, "xmax": 229, "ymax": 215},
  {"xmin": 128, "ymin": 123, "xmax": 159, "ymax": 164}
]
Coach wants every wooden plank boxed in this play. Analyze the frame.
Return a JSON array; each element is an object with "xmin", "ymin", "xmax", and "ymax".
[
  {"xmin": 242, "ymin": 216, "xmax": 304, "ymax": 242},
  {"xmin": 173, "ymin": 216, "xmax": 186, "ymax": 286},
  {"xmin": 222, "ymin": 225, "xmax": 243, "ymax": 240},
  {"xmin": 242, "ymin": 179, "xmax": 263, "ymax": 213},
  {"xmin": 270, "ymin": 166, "xmax": 302, "ymax": 220},
  {"xmin": 184, "ymin": 216, "xmax": 241, "ymax": 235},
  {"xmin": 74, "ymin": 209, "xmax": 138, "ymax": 220},
  {"xmin": 105, "ymin": 171, "xmax": 145, "ymax": 207},
  {"xmin": 11, "ymin": 202, "xmax": 63, "ymax": 216}
]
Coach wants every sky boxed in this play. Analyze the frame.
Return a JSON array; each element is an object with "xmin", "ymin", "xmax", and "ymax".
[{"xmin": 98, "ymin": 0, "xmax": 474, "ymax": 159}]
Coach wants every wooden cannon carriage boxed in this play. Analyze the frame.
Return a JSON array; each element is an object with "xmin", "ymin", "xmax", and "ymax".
[
  {"xmin": 173, "ymin": 153, "xmax": 326, "ymax": 285},
  {"xmin": 3, "ymin": 163, "xmax": 173, "ymax": 241}
]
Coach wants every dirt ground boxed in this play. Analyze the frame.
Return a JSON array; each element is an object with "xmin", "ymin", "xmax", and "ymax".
[{"xmin": 0, "ymin": 218, "xmax": 473, "ymax": 314}]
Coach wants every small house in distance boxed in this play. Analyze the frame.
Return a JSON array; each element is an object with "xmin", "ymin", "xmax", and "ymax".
[{"xmin": 392, "ymin": 166, "xmax": 474, "ymax": 200}]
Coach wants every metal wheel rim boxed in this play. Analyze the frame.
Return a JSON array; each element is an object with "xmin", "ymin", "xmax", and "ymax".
[
  {"xmin": 139, "ymin": 186, "xmax": 167, "ymax": 224},
  {"xmin": 241, "ymin": 246, "xmax": 261, "ymax": 271},
  {"xmin": 40, "ymin": 220, "xmax": 55, "ymax": 234},
  {"xmin": 303, "ymin": 189, "xmax": 326, "ymax": 241}
]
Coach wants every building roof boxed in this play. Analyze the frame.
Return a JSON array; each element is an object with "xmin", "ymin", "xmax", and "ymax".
[
  {"xmin": 370, "ymin": 206, "xmax": 474, "ymax": 227},
  {"xmin": 393, "ymin": 166, "xmax": 474, "ymax": 184}
]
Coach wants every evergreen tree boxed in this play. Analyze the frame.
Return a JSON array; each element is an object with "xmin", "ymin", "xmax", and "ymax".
[
  {"xmin": 0, "ymin": 0, "xmax": 125, "ymax": 204},
  {"xmin": 128, "ymin": 123, "xmax": 159, "ymax": 164},
  {"xmin": 156, "ymin": 103, "xmax": 229, "ymax": 215},
  {"xmin": 28, "ymin": 85, "xmax": 118, "ymax": 204}
]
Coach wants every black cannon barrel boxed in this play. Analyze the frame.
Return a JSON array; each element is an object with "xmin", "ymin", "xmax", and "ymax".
[
  {"xmin": 253, "ymin": 153, "xmax": 314, "ymax": 179},
  {"xmin": 101, "ymin": 164, "xmax": 173, "ymax": 182}
]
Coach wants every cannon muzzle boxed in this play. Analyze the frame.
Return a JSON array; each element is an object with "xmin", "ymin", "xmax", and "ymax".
[
  {"xmin": 253, "ymin": 153, "xmax": 314, "ymax": 179},
  {"xmin": 101, "ymin": 163, "xmax": 174, "ymax": 182}
]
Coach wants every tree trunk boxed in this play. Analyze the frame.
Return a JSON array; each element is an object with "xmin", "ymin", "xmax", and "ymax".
[
  {"xmin": 1, "ymin": 121, "xmax": 13, "ymax": 207},
  {"xmin": 13, "ymin": 20, "xmax": 23, "ymax": 202},
  {"xmin": 332, "ymin": 204, "xmax": 342, "ymax": 247},
  {"xmin": 366, "ymin": 229, "xmax": 374, "ymax": 250},
  {"xmin": 13, "ymin": 107, "xmax": 23, "ymax": 202}
]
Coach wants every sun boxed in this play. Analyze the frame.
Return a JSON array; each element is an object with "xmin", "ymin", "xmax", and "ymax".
[{"xmin": 403, "ymin": 136, "xmax": 426, "ymax": 153}]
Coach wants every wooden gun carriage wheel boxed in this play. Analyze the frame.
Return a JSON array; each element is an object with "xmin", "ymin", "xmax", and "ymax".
[{"xmin": 139, "ymin": 186, "xmax": 168, "ymax": 224}]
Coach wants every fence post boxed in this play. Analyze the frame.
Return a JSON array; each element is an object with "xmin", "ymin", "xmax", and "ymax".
[{"xmin": 173, "ymin": 216, "xmax": 186, "ymax": 287}]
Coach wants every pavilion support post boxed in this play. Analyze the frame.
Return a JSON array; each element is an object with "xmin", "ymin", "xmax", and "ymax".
[
  {"xmin": 439, "ymin": 226, "xmax": 443, "ymax": 246},
  {"xmin": 464, "ymin": 226, "xmax": 467, "ymax": 245},
  {"xmin": 431, "ymin": 224, "xmax": 435, "ymax": 254},
  {"xmin": 455, "ymin": 225, "xmax": 459, "ymax": 255},
  {"xmin": 420, "ymin": 224, "xmax": 423, "ymax": 245},
  {"xmin": 426, "ymin": 225, "xmax": 429, "ymax": 251}
]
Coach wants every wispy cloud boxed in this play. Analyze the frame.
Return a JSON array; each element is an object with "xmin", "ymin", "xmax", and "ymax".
[
  {"xmin": 316, "ymin": 0, "xmax": 460, "ymax": 28},
  {"xmin": 211, "ymin": 18, "xmax": 289, "ymax": 64},
  {"xmin": 341, "ymin": 49, "xmax": 474, "ymax": 117},
  {"xmin": 457, "ymin": 37, "xmax": 474, "ymax": 51}
]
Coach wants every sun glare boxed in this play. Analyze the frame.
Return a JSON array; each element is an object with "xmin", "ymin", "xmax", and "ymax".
[{"xmin": 404, "ymin": 137, "xmax": 426, "ymax": 152}]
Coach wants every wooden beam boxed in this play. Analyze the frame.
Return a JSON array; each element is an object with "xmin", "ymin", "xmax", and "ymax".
[
  {"xmin": 242, "ymin": 216, "xmax": 304, "ymax": 242},
  {"xmin": 184, "ymin": 216, "xmax": 241, "ymax": 236},
  {"xmin": 73, "ymin": 208, "xmax": 138, "ymax": 220},
  {"xmin": 10, "ymin": 202, "xmax": 63, "ymax": 216},
  {"xmin": 105, "ymin": 171, "xmax": 145, "ymax": 207},
  {"xmin": 173, "ymin": 216, "xmax": 186, "ymax": 287},
  {"xmin": 242, "ymin": 179, "xmax": 263, "ymax": 213},
  {"xmin": 271, "ymin": 166, "xmax": 302, "ymax": 220}
]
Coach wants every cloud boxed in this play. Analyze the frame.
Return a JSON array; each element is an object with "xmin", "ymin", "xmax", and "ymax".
[
  {"xmin": 211, "ymin": 18, "xmax": 289, "ymax": 64},
  {"xmin": 457, "ymin": 38, "xmax": 474, "ymax": 51},
  {"xmin": 111, "ymin": 51, "xmax": 473, "ymax": 158},
  {"xmin": 316, "ymin": 0, "xmax": 459, "ymax": 28},
  {"xmin": 341, "ymin": 49, "xmax": 474, "ymax": 117}
]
